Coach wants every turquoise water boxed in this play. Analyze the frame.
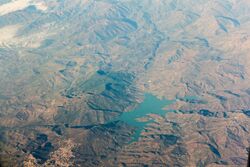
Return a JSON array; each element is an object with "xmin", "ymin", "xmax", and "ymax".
[{"xmin": 114, "ymin": 93, "xmax": 174, "ymax": 143}]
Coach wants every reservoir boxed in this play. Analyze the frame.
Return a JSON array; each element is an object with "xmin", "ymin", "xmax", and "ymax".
[{"xmin": 114, "ymin": 93, "xmax": 174, "ymax": 143}]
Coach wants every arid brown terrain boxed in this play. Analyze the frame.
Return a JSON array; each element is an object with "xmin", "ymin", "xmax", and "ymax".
[{"xmin": 0, "ymin": 0, "xmax": 250, "ymax": 166}]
